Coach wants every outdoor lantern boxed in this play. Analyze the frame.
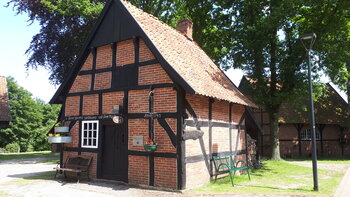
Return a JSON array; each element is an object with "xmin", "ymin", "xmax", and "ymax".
[
  {"xmin": 112, "ymin": 115, "xmax": 123, "ymax": 124},
  {"xmin": 299, "ymin": 32, "xmax": 318, "ymax": 191}
]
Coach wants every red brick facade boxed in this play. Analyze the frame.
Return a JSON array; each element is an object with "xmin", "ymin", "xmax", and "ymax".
[
  {"xmin": 253, "ymin": 109, "xmax": 350, "ymax": 158},
  {"xmin": 184, "ymin": 94, "xmax": 247, "ymax": 188},
  {"xmin": 61, "ymin": 37, "xmax": 249, "ymax": 190}
]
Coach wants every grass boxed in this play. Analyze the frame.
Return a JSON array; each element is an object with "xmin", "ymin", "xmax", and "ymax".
[
  {"xmin": 193, "ymin": 160, "xmax": 345, "ymax": 196},
  {"xmin": 0, "ymin": 151, "xmax": 59, "ymax": 161}
]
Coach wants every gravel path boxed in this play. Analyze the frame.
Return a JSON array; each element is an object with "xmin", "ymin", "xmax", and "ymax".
[
  {"xmin": 0, "ymin": 158, "xmax": 186, "ymax": 197},
  {"xmin": 287, "ymin": 161, "xmax": 350, "ymax": 172},
  {"xmin": 1, "ymin": 158, "xmax": 348, "ymax": 197}
]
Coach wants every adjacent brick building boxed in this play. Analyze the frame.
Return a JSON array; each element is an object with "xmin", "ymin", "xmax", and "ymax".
[
  {"xmin": 239, "ymin": 76, "xmax": 350, "ymax": 158},
  {"xmin": 0, "ymin": 76, "xmax": 11, "ymax": 128},
  {"xmin": 50, "ymin": 0, "xmax": 256, "ymax": 189}
]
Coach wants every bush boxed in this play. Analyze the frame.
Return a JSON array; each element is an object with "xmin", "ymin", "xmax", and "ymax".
[{"xmin": 4, "ymin": 143, "xmax": 20, "ymax": 153}]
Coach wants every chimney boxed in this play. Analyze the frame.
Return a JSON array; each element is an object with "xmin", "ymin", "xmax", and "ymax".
[{"xmin": 177, "ymin": 19, "xmax": 193, "ymax": 40}]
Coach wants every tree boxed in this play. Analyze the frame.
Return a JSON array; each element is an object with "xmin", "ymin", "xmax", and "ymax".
[
  {"xmin": 219, "ymin": 0, "xmax": 325, "ymax": 160},
  {"xmin": 8, "ymin": 0, "xmax": 228, "ymax": 85},
  {"xmin": 301, "ymin": 0, "xmax": 350, "ymax": 127},
  {"xmin": 222, "ymin": 0, "xmax": 350, "ymax": 159},
  {"xmin": 0, "ymin": 77, "xmax": 60, "ymax": 152}
]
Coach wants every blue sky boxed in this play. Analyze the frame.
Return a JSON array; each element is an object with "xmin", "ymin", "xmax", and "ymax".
[{"xmin": 0, "ymin": 1, "xmax": 58, "ymax": 103}]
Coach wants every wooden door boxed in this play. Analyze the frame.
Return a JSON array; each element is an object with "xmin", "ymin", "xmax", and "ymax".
[{"xmin": 100, "ymin": 121, "xmax": 128, "ymax": 181}]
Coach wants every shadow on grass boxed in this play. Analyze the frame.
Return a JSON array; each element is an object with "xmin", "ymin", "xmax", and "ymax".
[
  {"xmin": 246, "ymin": 184, "xmax": 313, "ymax": 193},
  {"xmin": 0, "ymin": 152, "xmax": 59, "ymax": 161},
  {"xmin": 8, "ymin": 171, "xmax": 55, "ymax": 180}
]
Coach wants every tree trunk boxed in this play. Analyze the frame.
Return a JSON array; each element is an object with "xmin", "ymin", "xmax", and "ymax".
[
  {"xmin": 347, "ymin": 83, "xmax": 350, "ymax": 129},
  {"xmin": 269, "ymin": 110, "xmax": 281, "ymax": 160},
  {"xmin": 347, "ymin": 65, "xmax": 350, "ymax": 129}
]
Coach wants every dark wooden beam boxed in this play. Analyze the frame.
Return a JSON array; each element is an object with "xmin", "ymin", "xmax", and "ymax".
[{"xmin": 208, "ymin": 98, "xmax": 213, "ymax": 176}]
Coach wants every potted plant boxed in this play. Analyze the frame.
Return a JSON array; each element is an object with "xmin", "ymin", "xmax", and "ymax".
[
  {"xmin": 54, "ymin": 121, "xmax": 69, "ymax": 133},
  {"xmin": 144, "ymin": 137, "xmax": 158, "ymax": 152},
  {"xmin": 48, "ymin": 124, "xmax": 72, "ymax": 144}
]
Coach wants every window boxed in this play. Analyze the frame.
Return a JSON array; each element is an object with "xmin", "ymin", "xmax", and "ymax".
[
  {"xmin": 300, "ymin": 128, "xmax": 320, "ymax": 140},
  {"xmin": 81, "ymin": 120, "xmax": 99, "ymax": 148}
]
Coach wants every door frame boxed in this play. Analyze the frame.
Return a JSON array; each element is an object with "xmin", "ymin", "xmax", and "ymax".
[{"xmin": 96, "ymin": 119, "xmax": 128, "ymax": 181}]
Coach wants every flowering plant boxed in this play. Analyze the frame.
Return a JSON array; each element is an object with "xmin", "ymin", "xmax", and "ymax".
[
  {"xmin": 145, "ymin": 137, "xmax": 157, "ymax": 145},
  {"xmin": 55, "ymin": 121, "xmax": 63, "ymax": 127},
  {"xmin": 48, "ymin": 132, "xmax": 61, "ymax": 137}
]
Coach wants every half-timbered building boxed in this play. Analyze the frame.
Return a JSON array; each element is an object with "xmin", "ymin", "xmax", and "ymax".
[
  {"xmin": 239, "ymin": 76, "xmax": 350, "ymax": 158},
  {"xmin": 50, "ymin": 0, "xmax": 256, "ymax": 189},
  {"xmin": 0, "ymin": 76, "xmax": 11, "ymax": 128}
]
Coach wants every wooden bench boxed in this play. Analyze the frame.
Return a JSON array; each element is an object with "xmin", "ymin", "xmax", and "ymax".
[
  {"xmin": 212, "ymin": 155, "xmax": 250, "ymax": 186},
  {"xmin": 54, "ymin": 155, "xmax": 92, "ymax": 182}
]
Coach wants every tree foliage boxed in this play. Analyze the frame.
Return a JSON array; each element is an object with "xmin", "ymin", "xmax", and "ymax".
[
  {"xmin": 225, "ymin": 0, "xmax": 350, "ymax": 159},
  {"xmin": 7, "ymin": 0, "xmax": 227, "ymax": 85},
  {"xmin": 0, "ymin": 77, "xmax": 60, "ymax": 152}
]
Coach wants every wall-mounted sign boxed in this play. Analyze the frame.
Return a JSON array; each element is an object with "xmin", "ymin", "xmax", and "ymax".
[
  {"xmin": 133, "ymin": 136, "xmax": 143, "ymax": 146},
  {"xmin": 112, "ymin": 115, "xmax": 123, "ymax": 124},
  {"xmin": 65, "ymin": 114, "xmax": 115, "ymax": 121},
  {"xmin": 144, "ymin": 113, "xmax": 161, "ymax": 119}
]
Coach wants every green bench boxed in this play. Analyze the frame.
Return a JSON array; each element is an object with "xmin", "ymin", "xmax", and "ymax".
[{"xmin": 212, "ymin": 155, "xmax": 250, "ymax": 186}]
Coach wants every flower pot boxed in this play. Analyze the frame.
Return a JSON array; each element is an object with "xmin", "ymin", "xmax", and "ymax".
[
  {"xmin": 54, "ymin": 126, "xmax": 69, "ymax": 133},
  {"xmin": 48, "ymin": 136, "xmax": 72, "ymax": 144},
  {"xmin": 144, "ymin": 144, "xmax": 158, "ymax": 152}
]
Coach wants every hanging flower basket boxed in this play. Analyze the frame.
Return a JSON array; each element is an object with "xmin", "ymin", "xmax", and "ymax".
[
  {"xmin": 144, "ymin": 144, "xmax": 158, "ymax": 152},
  {"xmin": 48, "ymin": 136, "xmax": 72, "ymax": 144},
  {"xmin": 54, "ymin": 126, "xmax": 69, "ymax": 133},
  {"xmin": 144, "ymin": 137, "xmax": 157, "ymax": 152}
]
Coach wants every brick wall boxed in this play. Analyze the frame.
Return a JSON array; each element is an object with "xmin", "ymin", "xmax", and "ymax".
[
  {"xmin": 62, "ymin": 39, "xmax": 185, "ymax": 189},
  {"xmin": 139, "ymin": 39, "xmax": 155, "ymax": 62},
  {"xmin": 154, "ymin": 118, "xmax": 176, "ymax": 153},
  {"xmin": 128, "ymin": 89, "xmax": 149, "ymax": 113},
  {"xmin": 184, "ymin": 94, "xmax": 247, "ymax": 188},
  {"xmin": 65, "ymin": 96, "xmax": 80, "ymax": 117},
  {"xmin": 69, "ymin": 75, "xmax": 91, "ymax": 93},
  {"xmin": 81, "ymin": 53, "xmax": 93, "ymax": 71},
  {"xmin": 82, "ymin": 94, "xmax": 99, "ymax": 116},
  {"xmin": 94, "ymin": 72, "xmax": 112, "ymax": 90},
  {"xmin": 128, "ymin": 119, "xmax": 149, "ymax": 151},
  {"xmin": 102, "ymin": 91, "xmax": 124, "ymax": 114},
  {"xmin": 63, "ymin": 121, "xmax": 79, "ymax": 148},
  {"xmin": 154, "ymin": 87, "xmax": 177, "ymax": 112},
  {"xmin": 277, "ymin": 124, "xmax": 348, "ymax": 158},
  {"xmin": 96, "ymin": 45, "xmax": 112, "ymax": 69},
  {"xmin": 128, "ymin": 155, "xmax": 149, "ymax": 185},
  {"xmin": 154, "ymin": 157, "xmax": 177, "ymax": 189},
  {"xmin": 117, "ymin": 40, "xmax": 134, "ymax": 66},
  {"xmin": 138, "ymin": 64, "xmax": 172, "ymax": 85}
]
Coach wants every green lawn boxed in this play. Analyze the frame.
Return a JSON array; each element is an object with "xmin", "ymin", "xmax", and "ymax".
[
  {"xmin": 0, "ymin": 151, "xmax": 59, "ymax": 162},
  {"xmin": 193, "ymin": 160, "xmax": 345, "ymax": 196}
]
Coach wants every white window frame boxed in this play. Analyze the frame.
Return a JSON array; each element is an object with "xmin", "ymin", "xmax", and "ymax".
[
  {"xmin": 81, "ymin": 120, "xmax": 99, "ymax": 148},
  {"xmin": 301, "ymin": 128, "xmax": 320, "ymax": 140}
]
